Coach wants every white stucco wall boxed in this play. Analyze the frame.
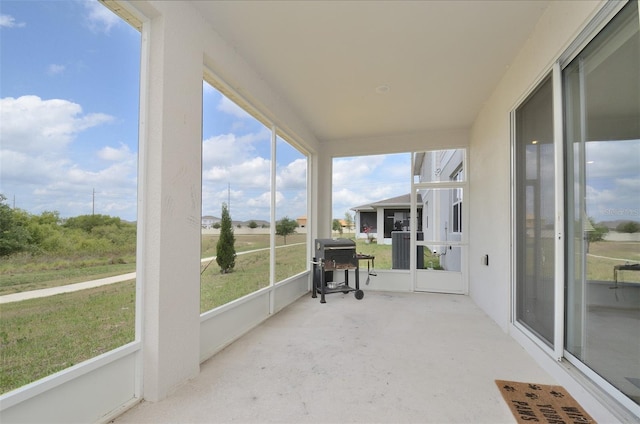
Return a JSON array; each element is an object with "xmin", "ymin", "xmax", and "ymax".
[{"xmin": 468, "ymin": 0, "xmax": 605, "ymax": 331}]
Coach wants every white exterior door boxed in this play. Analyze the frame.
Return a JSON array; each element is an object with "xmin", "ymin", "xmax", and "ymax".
[{"xmin": 411, "ymin": 150, "xmax": 468, "ymax": 294}]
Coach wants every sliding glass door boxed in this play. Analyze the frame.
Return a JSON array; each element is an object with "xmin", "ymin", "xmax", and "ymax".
[
  {"xmin": 514, "ymin": 75, "xmax": 556, "ymax": 347},
  {"xmin": 564, "ymin": 0, "xmax": 640, "ymax": 407},
  {"xmin": 515, "ymin": 1, "xmax": 639, "ymax": 410}
]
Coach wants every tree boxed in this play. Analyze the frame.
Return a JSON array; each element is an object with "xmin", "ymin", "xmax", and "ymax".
[
  {"xmin": 248, "ymin": 220, "xmax": 258, "ymax": 229},
  {"xmin": 332, "ymin": 219, "xmax": 343, "ymax": 235},
  {"xmin": 616, "ymin": 221, "xmax": 640, "ymax": 233},
  {"xmin": 586, "ymin": 218, "xmax": 608, "ymax": 242},
  {"xmin": 343, "ymin": 212, "xmax": 354, "ymax": 232},
  {"xmin": 585, "ymin": 217, "xmax": 608, "ymax": 253},
  {"xmin": 276, "ymin": 216, "xmax": 298, "ymax": 245},
  {"xmin": 0, "ymin": 194, "xmax": 32, "ymax": 256},
  {"xmin": 216, "ymin": 203, "xmax": 236, "ymax": 273}
]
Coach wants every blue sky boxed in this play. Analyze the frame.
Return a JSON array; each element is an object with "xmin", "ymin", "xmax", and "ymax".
[
  {"xmin": 1, "ymin": 0, "xmax": 140, "ymax": 220},
  {"xmin": 0, "ymin": 0, "xmax": 412, "ymax": 224},
  {"xmin": 333, "ymin": 153, "xmax": 410, "ymax": 219}
]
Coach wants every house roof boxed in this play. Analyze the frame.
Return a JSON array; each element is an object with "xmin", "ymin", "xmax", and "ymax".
[
  {"xmin": 351, "ymin": 193, "xmax": 422, "ymax": 211},
  {"xmin": 189, "ymin": 1, "xmax": 550, "ymax": 144}
]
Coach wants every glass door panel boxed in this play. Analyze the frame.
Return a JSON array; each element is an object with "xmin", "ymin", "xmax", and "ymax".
[
  {"xmin": 514, "ymin": 74, "xmax": 555, "ymax": 346},
  {"xmin": 564, "ymin": 0, "xmax": 640, "ymax": 406}
]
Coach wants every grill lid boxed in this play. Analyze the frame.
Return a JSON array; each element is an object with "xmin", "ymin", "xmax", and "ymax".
[{"xmin": 315, "ymin": 238, "xmax": 355, "ymax": 251}]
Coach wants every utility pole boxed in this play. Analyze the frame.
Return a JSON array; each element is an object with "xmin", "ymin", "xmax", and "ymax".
[
  {"xmin": 228, "ymin": 182, "xmax": 230, "ymax": 214},
  {"xmin": 92, "ymin": 188, "xmax": 95, "ymax": 215}
]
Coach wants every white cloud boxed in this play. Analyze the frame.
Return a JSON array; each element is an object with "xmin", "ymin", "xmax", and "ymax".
[
  {"xmin": 202, "ymin": 128, "xmax": 272, "ymax": 192},
  {"xmin": 68, "ymin": 158, "xmax": 135, "ymax": 186},
  {"xmin": 98, "ymin": 144, "xmax": 133, "ymax": 162},
  {"xmin": 247, "ymin": 191, "xmax": 275, "ymax": 208},
  {"xmin": 585, "ymin": 139, "xmax": 640, "ymax": 178},
  {"xmin": 1, "ymin": 145, "xmax": 137, "ymax": 219},
  {"xmin": 333, "ymin": 187, "xmax": 371, "ymax": 210},
  {"xmin": 332, "ymin": 155, "xmax": 386, "ymax": 188},
  {"xmin": 202, "ymin": 134, "xmax": 244, "ymax": 167},
  {"xmin": 202, "ymin": 147, "xmax": 308, "ymax": 220},
  {"xmin": 0, "ymin": 14, "xmax": 26, "ymax": 28},
  {"xmin": 587, "ymin": 177, "xmax": 640, "ymax": 223},
  {"xmin": 202, "ymin": 128, "xmax": 269, "ymax": 168},
  {"xmin": 205, "ymin": 157, "xmax": 271, "ymax": 189},
  {"xmin": 217, "ymin": 96, "xmax": 253, "ymax": 120},
  {"xmin": 82, "ymin": 0, "xmax": 120, "ymax": 34},
  {"xmin": 0, "ymin": 95, "xmax": 114, "ymax": 154},
  {"xmin": 47, "ymin": 64, "xmax": 66, "ymax": 75},
  {"xmin": 276, "ymin": 158, "xmax": 307, "ymax": 190},
  {"xmin": 0, "ymin": 96, "xmax": 136, "ymax": 220},
  {"xmin": 332, "ymin": 153, "xmax": 411, "ymax": 218},
  {"xmin": 0, "ymin": 149, "xmax": 71, "ymax": 185},
  {"xmin": 582, "ymin": 140, "xmax": 640, "ymax": 222}
]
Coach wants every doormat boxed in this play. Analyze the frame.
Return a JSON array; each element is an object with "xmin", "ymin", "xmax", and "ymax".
[{"xmin": 495, "ymin": 380, "xmax": 596, "ymax": 423}]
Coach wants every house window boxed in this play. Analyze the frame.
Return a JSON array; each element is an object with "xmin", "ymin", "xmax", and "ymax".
[
  {"xmin": 451, "ymin": 166, "xmax": 463, "ymax": 233},
  {"xmin": 360, "ymin": 212, "xmax": 377, "ymax": 233}
]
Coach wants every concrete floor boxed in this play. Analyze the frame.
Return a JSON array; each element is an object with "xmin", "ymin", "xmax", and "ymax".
[{"xmin": 114, "ymin": 291, "xmax": 561, "ymax": 424}]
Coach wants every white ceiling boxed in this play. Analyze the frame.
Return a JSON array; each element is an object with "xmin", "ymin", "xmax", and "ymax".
[{"xmin": 191, "ymin": 1, "xmax": 550, "ymax": 142}]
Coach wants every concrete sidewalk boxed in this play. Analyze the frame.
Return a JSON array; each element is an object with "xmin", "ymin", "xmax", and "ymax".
[{"xmin": 0, "ymin": 272, "xmax": 137, "ymax": 304}]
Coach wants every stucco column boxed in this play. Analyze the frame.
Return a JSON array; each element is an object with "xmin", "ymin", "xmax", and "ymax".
[
  {"xmin": 139, "ymin": 5, "xmax": 202, "ymax": 402},
  {"xmin": 315, "ymin": 149, "xmax": 333, "ymax": 238},
  {"xmin": 376, "ymin": 207, "xmax": 385, "ymax": 242}
]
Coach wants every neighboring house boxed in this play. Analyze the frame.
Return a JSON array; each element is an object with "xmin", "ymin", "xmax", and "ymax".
[
  {"xmin": 201, "ymin": 215, "xmax": 220, "ymax": 228},
  {"xmin": 351, "ymin": 193, "xmax": 422, "ymax": 245},
  {"xmin": 296, "ymin": 216, "xmax": 307, "ymax": 228}
]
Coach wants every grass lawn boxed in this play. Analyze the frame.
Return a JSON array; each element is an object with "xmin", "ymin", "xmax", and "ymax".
[
  {"xmin": 200, "ymin": 243, "xmax": 308, "ymax": 312},
  {"xmin": 588, "ymin": 241, "xmax": 640, "ymax": 282},
  {"xmin": 0, "ymin": 281, "xmax": 135, "ymax": 393},
  {"xmin": 352, "ymin": 238, "xmax": 443, "ymax": 270}
]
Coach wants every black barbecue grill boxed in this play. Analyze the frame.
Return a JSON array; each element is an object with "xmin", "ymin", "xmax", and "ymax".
[{"xmin": 312, "ymin": 238, "xmax": 374, "ymax": 303}]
